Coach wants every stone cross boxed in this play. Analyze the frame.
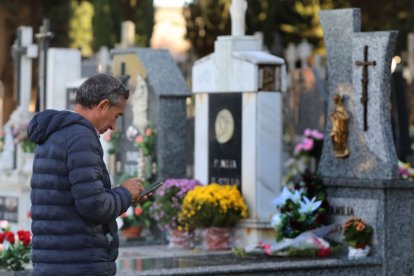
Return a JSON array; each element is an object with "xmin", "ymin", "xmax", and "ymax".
[
  {"xmin": 297, "ymin": 39, "xmax": 312, "ymax": 68},
  {"xmin": 35, "ymin": 18, "xmax": 54, "ymax": 112},
  {"xmin": 318, "ymin": 8, "xmax": 398, "ymax": 180},
  {"xmin": 11, "ymin": 26, "xmax": 38, "ymax": 111},
  {"xmin": 355, "ymin": 45, "xmax": 376, "ymax": 131},
  {"xmin": 285, "ymin": 43, "xmax": 297, "ymax": 71},
  {"xmin": 230, "ymin": 0, "xmax": 247, "ymax": 36}
]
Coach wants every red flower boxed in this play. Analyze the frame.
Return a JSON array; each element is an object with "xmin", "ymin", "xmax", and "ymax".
[
  {"xmin": 120, "ymin": 212, "xmax": 127, "ymax": 218},
  {"xmin": 134, "ymin": 207, "xmax": 143, "ymax": 216},
  {"xmin": 4, "ymin": 231, "xmax": 15, "ymax": 244},
  {"xmin": 0, "ymin": 232, "xmax": 4, "ymax": 243},
  {"xmin": 145, "ymin": 128, "xmax": 152, "ymax": 136},
  {"xmin": 316, "ymin": 247, "xmax": 331, "ymax": 257},
  {"xmin": 17, "ymin": 230, "xmax": 31, "ymax": 246}
]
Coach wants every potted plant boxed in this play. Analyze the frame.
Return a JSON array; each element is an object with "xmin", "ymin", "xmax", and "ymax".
[
  {"xmin": 117, "ymin": 201, "xmax": 152, "ymax": 239},
  {"xmin": 0, "ymin": 220, "xmax": 32, "ymax": 272},
  {"xmin": 150, "ymin": 178, "xmax": 201, "ymax": 249},
  {"xmin": 178, "ymin": 183, "xmax": 248, "ymax": 250},
  {"xmin": 343, "ymin": 217, "xmax": 373, "ymax": 259}
]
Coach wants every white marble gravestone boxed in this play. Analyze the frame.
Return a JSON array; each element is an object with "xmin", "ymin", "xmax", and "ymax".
[
  {"xmin": 46, "ymin": 48, "xmax": 81, "ymax": 110},
  {"xmin": 0, "ymin": 26, "xmax": 38, "ymax": 231},
  {"xmin": 193, "ymin": 0, "xmax": 287, "ymax": 246}
]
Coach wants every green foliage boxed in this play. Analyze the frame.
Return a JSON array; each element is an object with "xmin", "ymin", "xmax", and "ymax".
[
  {"xmin": 92, "ymin": 0, "xmax": 120, "ymax": 51},
  {"xmin": 49, "ymin": 1, "xmax": 72, "ymax": 47},
  {"xmin": 70, "ymin": 0, "xmax": 94, "ymax": 57},
  {"xmin": 185, "ymin": 0, "xmax": 414, "ymax": 57},
  {"xmin": 103, "ymin": 129, "xmax": 121, "ymax": 154},
  {"xmin": 185, "ymin": 0, "xmax": 231, "ymax": 57},
  {"xmin": 134, "ymin": 124, "xmax": 156, "ymax": 156},
  {"xmin": 22, "ymin": 138, "xmax": 36, "ymax": 153},
  {"xmin": 92, "ymin": 0, "xmax": 154, "ymax": 51},
  {"xmin": 134, "ymin": 0, "xmax": 154, "ymax": 47},
  {"xmin": 0, "ymin": 243, "xmax": 31, "ymax": 271}
]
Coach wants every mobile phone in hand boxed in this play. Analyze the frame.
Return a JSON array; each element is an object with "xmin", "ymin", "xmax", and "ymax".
[{"xmin": 140, "ymin": 180, "xmax": 164, "ymax": 196}]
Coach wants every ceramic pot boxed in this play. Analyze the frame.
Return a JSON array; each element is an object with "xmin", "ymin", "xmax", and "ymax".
[
  {"xmin": 206, "ymin": 227, "xmax": 232, "ymax": 250},
  {"xmin": 168, "ymin": 229, "xmax": 194, "ymax": 249},
  {"xmin": 348, "ymin": 245, "xmax": 370, "ymax": 259},
  {"xmin": 122, "ymin": 226, "xmax": 143, "ymax": 238}
]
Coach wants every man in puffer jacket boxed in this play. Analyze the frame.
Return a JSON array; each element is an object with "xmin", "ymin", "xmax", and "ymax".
[{"xmin": 28, "ymin": 74, "xmax": 146, "ymax": 275}]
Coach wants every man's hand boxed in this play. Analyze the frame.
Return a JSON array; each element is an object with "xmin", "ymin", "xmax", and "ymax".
[{"xmin": 121, "ymin": 178, "xmax": 146, "ymax": 204}]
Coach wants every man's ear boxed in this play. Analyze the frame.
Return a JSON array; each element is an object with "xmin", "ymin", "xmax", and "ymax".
[{"xmin": 97, "ymin": 99, "xmax": 110, "ymax": 110}]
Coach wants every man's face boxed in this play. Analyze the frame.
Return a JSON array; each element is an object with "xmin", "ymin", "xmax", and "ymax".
[{"xmin": 95, "ymin": 98, "xmax": 126, "ymax": 134}]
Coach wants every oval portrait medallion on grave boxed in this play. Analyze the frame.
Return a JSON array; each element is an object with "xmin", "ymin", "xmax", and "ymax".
[{"xmin": 215, "ymin": 109, "xmax": 234, "ymax": 144}]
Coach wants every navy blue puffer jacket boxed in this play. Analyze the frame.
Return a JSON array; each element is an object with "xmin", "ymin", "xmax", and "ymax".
[{"xmin": 28, "ymin": 110, "xmax": 132, "ymax": 276}]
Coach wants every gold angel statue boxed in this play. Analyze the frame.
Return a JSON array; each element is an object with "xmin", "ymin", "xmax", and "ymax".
[{"xmin": 330, "ymin": 94, "xmax": 349, "ymax": 158}]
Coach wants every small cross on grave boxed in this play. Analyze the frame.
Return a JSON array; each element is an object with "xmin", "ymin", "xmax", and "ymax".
[
  {"xmin": 35, "ymin": 18, "xmax": 54, "ymax": 112},
  {"xmin": 355, "ymin": 45, "xmax": 376, "ymax": 131},
  {"xmin": 11, "ymin": 27, "xmax": 38, "ymax": 110}
]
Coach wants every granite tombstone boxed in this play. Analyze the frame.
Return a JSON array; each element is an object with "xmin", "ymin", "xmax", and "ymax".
[
  {"xmin": 111, "ymin": 48, "xmax": 190, "ymax": 181},
  {"xmin": 317, "ymin": 8, "xmax": 414, "ymax": 275}
]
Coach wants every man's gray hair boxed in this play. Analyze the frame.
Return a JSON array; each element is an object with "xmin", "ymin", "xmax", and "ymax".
[{"xmin": 76, "ymin": 74, "xmax": 129, "ymax": 108}]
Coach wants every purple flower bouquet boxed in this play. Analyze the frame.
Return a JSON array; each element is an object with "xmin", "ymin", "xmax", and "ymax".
[{"xmin": 150, "ymin": 178, "xmax": 201, "ymax": 231}]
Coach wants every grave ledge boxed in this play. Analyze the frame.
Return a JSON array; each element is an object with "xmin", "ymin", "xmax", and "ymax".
[
  {"xmin": 127, "ymin": 255, "xmax": 382, "ymax": 276},
  {"xmin": 322, "ymin": 177, "xmax": 414, "ymax": 189}
]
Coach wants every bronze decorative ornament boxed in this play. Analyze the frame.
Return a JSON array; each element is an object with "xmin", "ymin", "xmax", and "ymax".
[{"xmin": 330, "ymin": 94, "xmax": 349, "ymax": 158}]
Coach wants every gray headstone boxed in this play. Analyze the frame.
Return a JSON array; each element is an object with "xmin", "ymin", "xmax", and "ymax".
[
  {"xmin": 318, "ymin": 9, "xmax": 399, "ymax": 179},
  {"xmin": 111, "ymin": 48, "xmax": 191, "ymax": 180}
]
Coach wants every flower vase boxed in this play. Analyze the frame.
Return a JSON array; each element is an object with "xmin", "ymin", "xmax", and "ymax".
[
  {"xmin": 122, "ymin": 226, "xmax": 143, "ymax": 239},
  {"xmin": 168, "ymin": 229, "xmax": 194, "ymax": 249},
  {"xmin": 206, "ymin": 227, "xmax": 232, "ymax": 250},
  {"xmin": 348, "ymin": 245, "xmax": 370, "ymax": 259}
]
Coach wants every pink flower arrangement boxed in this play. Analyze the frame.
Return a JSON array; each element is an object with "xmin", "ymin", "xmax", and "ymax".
[
  {"xmin": 294, "ymin": 128, "xmax": 324, "ymax": 158},
  {"xmin": 134, "ymin": 124, "xmax": 156, "ymax": 156},
  {"xmin": 398, "ymin": 161, "xmax": 414, "ymax": 180}
]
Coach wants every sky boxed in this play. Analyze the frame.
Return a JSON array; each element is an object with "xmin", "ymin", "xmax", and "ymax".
[{"xmin": 154, "ymin": 0, "xmax": 188, "ymax": 7}]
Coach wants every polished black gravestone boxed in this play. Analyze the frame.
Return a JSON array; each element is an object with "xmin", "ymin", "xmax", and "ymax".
[{"xmin": 208, "ymin": 93, "xmax": 242, "ymax": 188}]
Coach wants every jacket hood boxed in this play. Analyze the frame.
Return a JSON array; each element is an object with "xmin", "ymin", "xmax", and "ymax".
[{"xmin": 28, "ymin": 110, "xmax": 94, "ymax": 144}]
